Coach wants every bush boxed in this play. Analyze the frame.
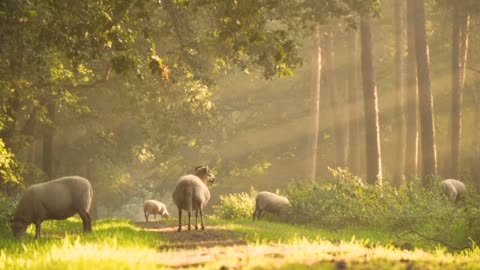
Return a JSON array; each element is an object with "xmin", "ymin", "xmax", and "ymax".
[
  {"xmin": 286, "ymin": 168, "xmax": 480, "ymax": 250},
  {"xmin": 0, "ymin": 194, "xmax": 18, "ymax": 230},
  {"xmin": 213, "ymin": 187, "xmax": 258, "ymax": 220}
]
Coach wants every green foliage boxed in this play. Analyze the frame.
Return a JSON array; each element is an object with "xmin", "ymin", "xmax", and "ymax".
[
  {"xmin": 0, "ymin": 194, "xmax": 17, "ymax": 232},
  {"xmin": 0, "ymin": 139, "xmax": 19, "ymax": 184},
  {"xmin": 287, "ymin": 168, "xmax": 480, "ymax": 250},
  {"xmin": 213, "ymin": 187, "xmax": 258, "ymax": 220}
]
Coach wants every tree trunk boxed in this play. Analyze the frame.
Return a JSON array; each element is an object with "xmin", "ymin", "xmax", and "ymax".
[
  {"xmin": 405, "ymin": 0, "xmax": 418, "ymax": 180},
  {"xmin": 450, "ymin": 2, "xmax": 470, "ymax": 179},
  {"xmin": 347, "ymin": 30, "xmax": 361, "ymax": 176},
  {"xmin": 310, "ymin": 29, "xmax": 322, "ymax": 182},
  {"xmin": 412, "ymin": 0, "xmax": 438, "ymax": 185},
  {"xmin": 324, "ymin": 30, "xmax": 346, "ymax": 168},
  {"xmin": 42, "ymin": 102, "xmax": 55, "ymax": 178},
  {"xmin": 393, "ymin": 0, "xmax": 406, "ymax": 186},
  {"xmin": 360, "ymin": 17, "xmax": 383, "ymax": 185},
  {"xmin": 472, "ymin": 90, "xmax": 480, "ymax": 193}
]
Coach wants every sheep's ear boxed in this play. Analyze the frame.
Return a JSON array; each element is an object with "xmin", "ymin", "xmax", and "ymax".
[{"xmin": 194, "ymin": 166, "xmax": 203, "ymax": 172}]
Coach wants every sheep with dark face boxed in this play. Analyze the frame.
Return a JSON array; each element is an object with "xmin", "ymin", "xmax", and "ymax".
[
  {"xmin": 172, "ymin": 166, "xmax": 215, "ymax": 231},
  {"xmin": 143, "ymin": 200, "xmax": 170, "ymax": 222},
  {"xmin": 10, "ymin": 176, "xmax": 93, "ymax": 240},
  {"xmin": 252, "ymin": 191, "xmax": 290, "ymax": 220},
  {"xmin": 440, "ymin": 179, "xmax": 467, "ymax": 204}
]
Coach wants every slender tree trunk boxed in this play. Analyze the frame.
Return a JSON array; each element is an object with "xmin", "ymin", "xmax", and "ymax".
[
  {"xmin": 347, "ymin": 30, "xmax": 361, "ymax": 176},
  {"xmin": 405, "ymin": 0, "xmax": 418, "ymax": 180},
  {"xmin": 360, "ymin": 17, "xmax": 383, "ymax": 185},
  {"xmin": 324, "ymin": 30, "xmax": 346, "ymax": 168},
  {"xmin": 42, "ymin": 102, "xmax": 55, "ymax": 178},
  {"xmin": 412, "ymin": 0, "xmax": 437, "ymax": 185},
  {"xmin": 311, "ymin": 29, "xmax": 322, "ymax": 182},
  {"xmin": 393, "ymin": 0, "xmax": 406, "ymax": 186},
  {"xmin": 472, "ymin": 90, "xmax": 480, "ymax": 193},
  {"xmin": 450, "ymin": 2, "xmax": 470, "ymax": 179}
]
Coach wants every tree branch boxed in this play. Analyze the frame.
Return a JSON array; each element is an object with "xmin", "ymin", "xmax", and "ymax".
[
  {"xmin": 466, "ymin": 66, "xmax": 480, "ymax": 74},
  {"xmin": 403, "ymin": 230, "xmax": 470, "ymax": 251}
]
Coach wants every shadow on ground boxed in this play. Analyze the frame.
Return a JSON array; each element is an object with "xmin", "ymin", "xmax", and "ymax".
[{"xmin": 135, "ymin": 221, "xmax": 247, "ymax": 250}]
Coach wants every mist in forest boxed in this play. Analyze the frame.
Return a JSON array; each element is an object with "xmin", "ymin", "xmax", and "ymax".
[{"xmin": 0, "ymin": 0, "xmax": 479, "ymax": 222}]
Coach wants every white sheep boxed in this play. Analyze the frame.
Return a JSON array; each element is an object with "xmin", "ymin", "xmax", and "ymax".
[
  {"xmin": 253, "ymin": 191, "xmax": 290, "ymax": 220},
  {"xmin": 143, "ymin": 200, "xmax": 170, "ymax": 222},
  {"xmin": 172, "ymin": 166, "xmax": 215, "ymax": 231},
  {"xmin": 10, "ymin": 176, "xmax": 93, "ymax": 240},
  {"xmin": 440, "ymin": 179, "xmax": 467, "ymax": 204}
]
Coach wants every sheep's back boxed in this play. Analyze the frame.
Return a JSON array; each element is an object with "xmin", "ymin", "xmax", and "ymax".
[
  {"xmin": 256, "ymin": 191, "xmax": 290, "ymax": 213},
  {"xmin": 172, "ymin": 175, "xmax": 210, "ymax": 210},
  {"xmin": 17, "ymin": 176, "xmax": 92, "ymax": 221},
  {"xmin": 144, "ymin": 200, "xmax": 162, "ymax": 213}
]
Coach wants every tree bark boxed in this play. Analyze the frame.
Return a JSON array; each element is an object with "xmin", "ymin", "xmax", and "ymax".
[
  {"xmin": 360, "ymin": 17, "xmax": 383, "ymax": 185},
  {"xmin": 405, "ymin": 0, "xmax": 418, "ymax": 180},
  {"xmin": 324, "ymin": 30, "xmax": 346, "ymax": 168},
  {"xmin": 393, "ymin": 0, "xmax": 406, "ymax": 186},
  {"xmin": 347, "ymin": 30, "xmax": 361, "ymax": 176},
  {"xmin": 412, "ymin": 0, "xmax": 438, "ymax": 185},
  {"xmin": 450, "ymin": 2, "xmax": 470, "ymax": 179},
  {"xmin": 42, "ymin": 102, "xmax": 55, "ymax": 178},
  {"xmin": 310, "ymin": 29, "xmax": 322, "ymax": 182}
]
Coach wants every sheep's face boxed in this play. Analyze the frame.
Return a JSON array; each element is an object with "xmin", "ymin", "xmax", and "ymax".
[
  {"xmin": 162, "ymin": 211, "xmax": 170, "ymax": 218},
  {"xmin": 194, "ymin": 166, "xmax": 216, "ymax": 184},
  {"xmin": 10, "ymin": 220, "xmax": 28, "ymax": 241}
]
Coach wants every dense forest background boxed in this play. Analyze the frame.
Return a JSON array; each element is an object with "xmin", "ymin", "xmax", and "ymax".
[{"xmin": 1, "ymin": 0, "xmax": 479, "ymax": 220}]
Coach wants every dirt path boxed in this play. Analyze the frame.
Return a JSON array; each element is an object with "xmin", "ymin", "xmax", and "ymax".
[{"xmin": 135, "ymin": 221, "xmax": 247, "ymax": 250}]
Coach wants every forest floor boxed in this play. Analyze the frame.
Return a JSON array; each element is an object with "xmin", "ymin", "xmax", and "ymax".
[
  {"xmin": 2, "ymin": 218, "xmax": 480, "ymax": 269},
  {"xmin": 133, "ymin": 220, "xmax": 480, "ymax": 270}
]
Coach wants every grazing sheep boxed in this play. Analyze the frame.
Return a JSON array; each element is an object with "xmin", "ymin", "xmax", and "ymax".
[
  {"xmin": 10, "ymin": 176, "xmax": 93, "ymax": 240},
  {"xmin": 253, "ymin": 191, "xmax": 290, "ymax": 220},
  {"xmin": 172, "ymin": 166, "xmax": 215, "ymax": 231},
  {"xmin": 440, "ymin": 179, "xmax": 467, "ymax": 204},
  {"xmin": 143, "ymin": 200, "xmax": 170, "ymax": 222}
]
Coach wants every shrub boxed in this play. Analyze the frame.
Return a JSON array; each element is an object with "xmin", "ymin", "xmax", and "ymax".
[
  {"xmin": 213, "ymin": 187, "xmax": 258, "ymax": 220},
  {"xmin": 286, "ymin": 167, "xmax": 480, "ymax": 250},
  {"xmin": 0, "ymin": 194, "xmax": 18, "ymax": 231}
]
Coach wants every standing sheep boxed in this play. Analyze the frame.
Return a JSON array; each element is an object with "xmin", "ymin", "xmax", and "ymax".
[
  {"xmin": 172, "ymin": 166, "xmax": 215, "ymax": 231},
  {"xmin": 143, "ymin": 200, "xmax": 170, "ymax": 222},
  {"xmin": 440, "ymin": 179, "xmax": 467, "ymax": 204},
  {"xmin": 10, "ymin": 176, "xmax": 93, "ymax": 240},
  {"xmin": 253, "ymin": 191, "xmax": 290, "ymax": 220}
]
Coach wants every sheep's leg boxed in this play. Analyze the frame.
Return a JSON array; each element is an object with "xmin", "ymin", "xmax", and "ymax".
[
  {"xmin": 145, "ymin": 212, "xmax": 149, "ymax": 222},
  {"xmin": 195, "ymin": 210, "xmax": 199, "ymax": 230},
  {"xmin": 34, "ymin": 221, "xmax": 42, "ymax": 239},
  {"xmin": 187, "ymin": 211, "xmax": 192, "ymax": 230},
  {"xmin": 154, "ymin": 214, "xmax": 157, "ymax": 220},
  {"xmin": 257, "ymin": 210, "xmax": 263, "ymax": 220},
  {"xmin": 177, "ymin": 208, "xmax": 182, "ymax": 232},
  {"xmin": 79, "ymin": 210, "xmax": 92, "ymax": 232},
  {"xmin": 252, "ymin": 210, "xmax": 257, "ymax": 220},
  {"xmin": 200, "ymin": 208, "xmax": 205, "ymax": 231}
]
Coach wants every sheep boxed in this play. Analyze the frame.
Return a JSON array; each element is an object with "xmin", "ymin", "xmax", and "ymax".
[
  {"xmin": 252, "ymin": 191, "xmax": 290, "ymax": 220},
  {"xmin": 172, "ymin": 166, "xmax": 215, "ymax": 231},
  {"xmin": 10, "ymin": 176, "xmax": 93, "ymax": 240},
  {"xmin": 143, "ymin": 200, "xmax": 170, "ymax": 222},
  {"xmin": 440, "ymin": 178, "xmax": 468, "ymax": 204}
]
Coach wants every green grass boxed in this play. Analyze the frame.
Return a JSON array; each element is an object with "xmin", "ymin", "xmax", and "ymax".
[{"xmin": 1, "ymin": 217, "xmax": 480, "ymax": 269}]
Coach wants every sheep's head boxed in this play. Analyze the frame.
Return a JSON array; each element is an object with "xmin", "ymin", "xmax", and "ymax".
[
  {"xmin": 194, "ymin": 166, "xmax": 216, "ymax": 184},
  {"xmin": 10, "ymin": 220, "xmax": 28, "ymax": 241},
  {"xmin": 162, "ymin": 210, "xmax": 170, "ymax": 218}
]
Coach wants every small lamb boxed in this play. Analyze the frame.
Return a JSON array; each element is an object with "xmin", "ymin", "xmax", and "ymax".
[
  {"xmin": 172, "ymin": 166, "xmax": 215, "ymax": 231},
  {"xmin": 143, "ymin": 200, "xmax": 170, "ymax": 222},
  {"xmin": 10, "ymin": 176, "xmax": 93, "ymax": 240},
  {"xmin": 440, "ymin": 179, "xmax": 467, "ymax": 204},
  {"xmin": 253, "ymin": 191, "xmax": 290, "ymax": 220}
]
